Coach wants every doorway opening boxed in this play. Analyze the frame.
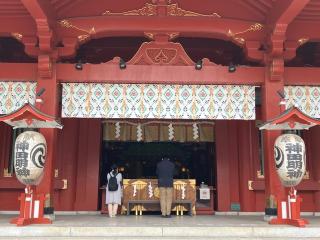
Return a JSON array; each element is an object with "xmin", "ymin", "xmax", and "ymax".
[
  {"xmin": 101, "ymin": 141, "xmax": 215, "ymax": 186},
  {"xmin": 99, "ymin": 122, "xmax": 216, "ymax": 214}
]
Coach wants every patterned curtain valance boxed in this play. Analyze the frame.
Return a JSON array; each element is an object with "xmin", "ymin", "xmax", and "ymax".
[
  {"xmin": 285, "ymin": 86, "xmax": 320, "ymax": 119},
  {"xmin": 62, "ymin": 83, "xmax": 255, "ymax": 120},
  {"xmin": 0, "ymin": 82, "xmax": 36, "ymax": 115}
]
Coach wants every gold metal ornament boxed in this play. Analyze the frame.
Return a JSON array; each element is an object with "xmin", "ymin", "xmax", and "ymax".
[
  {"xmin": 102, "ymin": 2, "xmax": 221, "ymax": 18},
  {"xmin": 11, "ymin": 33, "xmax": 23, "ymax": 41},
  {"xmin": 227, "ymin": 23, "xmax": 263, "ymax": 45}
]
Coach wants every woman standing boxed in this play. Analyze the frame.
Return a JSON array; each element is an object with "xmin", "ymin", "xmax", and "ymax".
[{"xmin": 106, "ymin": 164, "xmax": 122, "ymax": 217}]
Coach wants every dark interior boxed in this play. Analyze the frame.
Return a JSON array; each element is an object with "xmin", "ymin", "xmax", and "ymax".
[{"xmin": 100, "ymin": 141, "xmax": 215, "ymax": 187}]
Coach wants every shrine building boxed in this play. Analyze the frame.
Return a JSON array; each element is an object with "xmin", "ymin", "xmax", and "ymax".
[{"xmin": 1, "ymin": 0, "xmax": 320, "ymax": 217}]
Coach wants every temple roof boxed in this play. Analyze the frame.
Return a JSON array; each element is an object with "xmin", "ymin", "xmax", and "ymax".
[
  {"xmin": 0, "ymin": 103, "xmax": 63, "ymax": 129},
  {"xmin": 259, "ymin": 106, "xmax": 320, "ymax": 130}
]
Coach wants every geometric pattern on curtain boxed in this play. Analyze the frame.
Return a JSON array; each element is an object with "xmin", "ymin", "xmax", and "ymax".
[
  {"xmin": 285, "ymin": 86, "xmax": 320, "ymax": 118},
  {"xmin": 62, "ymin": 83, "xmax": 256, "ymax": 120},
  {"xmin": 0, "ymin": 82, "xmax": 36, "ymax": 114}
]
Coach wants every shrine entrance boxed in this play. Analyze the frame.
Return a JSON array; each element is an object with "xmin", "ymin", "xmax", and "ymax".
[{"xmin": 100, "ymin": 121, "xmax": 216, "ymax": 215}]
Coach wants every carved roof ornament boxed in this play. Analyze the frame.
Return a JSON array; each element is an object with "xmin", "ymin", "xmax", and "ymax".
[
  {"xmin": 227, "ymin": 23, "xmax": 263, "ymax": 45},
  {"xmin": 128, "ymin": 40, "xmax": 194, "ymax": 66},
  {"xmin": 58, "ymin": 20, "xmax": 95, "ymax": 43},
  {"xmin": 102, "ymin": 2, "xmax": 221, "ymax": 17}
]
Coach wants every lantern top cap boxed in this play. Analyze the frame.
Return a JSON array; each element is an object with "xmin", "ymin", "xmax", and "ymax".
[
  {"xmin": 0, "ymin": 103, "xmax": 63, "ymax": 129},
  {"xmin": 259, "ymin": 106, "xmax": 320, "ymax": 130}
]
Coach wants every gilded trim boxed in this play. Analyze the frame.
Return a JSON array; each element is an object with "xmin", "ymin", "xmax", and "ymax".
[
  {"xmin": 102, "ymin": 3, "xmax": 157, "ymax": 16},
  {"xmin": 166, "ymin": 3, "xmax": 221, "ymax": 17},
  {"xmin": 102, "ymin": 3, "xmax": 221, "ymax": 18},
  {"xmin": 228, "ymin": 23, "xmax": 263, "ymax": 45},
  {"xmin": 3, "ymin": 168, "xmax": 12, "ymax": 178},
  {"xmin": 257, "ymin": 170, "xmax": 265, "ymax": 179},
  {"xmin": 11, "ymin": 32, "xmax": 23, "ymax": 41},
  {"xmin": 298, "ymin": 38, "xmax": 309, "ymax": 46},
  {"xmin": 58, "ymin": 19, "xmax": 95, "ymax": 43}
]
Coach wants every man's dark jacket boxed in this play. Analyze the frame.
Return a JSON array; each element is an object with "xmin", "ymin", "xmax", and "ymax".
[{"xmin": 156, "ymin": 159, "xmax": 175, "ymax": 187}]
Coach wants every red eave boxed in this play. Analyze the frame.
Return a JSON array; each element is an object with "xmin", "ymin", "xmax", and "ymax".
[
  {"xmin": 259, "ymin": 106, "xmax": 320, "ymax": 130},
  {"xmin": 0, "ymin": 103, "xmax": 63, "ymax": 129}
]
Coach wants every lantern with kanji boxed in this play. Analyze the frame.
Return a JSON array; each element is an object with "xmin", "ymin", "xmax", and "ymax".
[
  {"xmin": 274, "ymin": 134, "xmax": 306, "ymax": 187},
  {"xmin": 14, "ymin": 131, "xmax": 47, "ymax": 185}
]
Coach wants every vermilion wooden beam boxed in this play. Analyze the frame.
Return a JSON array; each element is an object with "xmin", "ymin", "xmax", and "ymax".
[
  {"xmin": 0, "ymin": 63, "xmax": 37, "ymax": 80},
  {"xmin": 21, "ymin": 0, "xmax": 56, "ymax": 51},
  {"xmin": 267, "ymin": 0, "xmax": 310, "ymax": 26},
  {"xmin": 285, "ymin": 68, "xmax": 320, "ymax": 85},
  {"xmin": 56, "ymin": 63, "xmax": 265, "ymax": 85},
  {"xmin": 287, "ymin": 21, "xmax": 320, "ymax": 40},
  {"xmin": 21, "ymin": 0, "xmax": 56, "ymax": 27},
  {"xmin": 2, "ymin": 62, "xmax": 320, "ymax": 86},
  {"xmin": 57, "ymin": 17, "xmax": 266, "ymax": 42},
  {"xmin": 0, "ymin": 17, "xmax": 36, "ymax": 35}
]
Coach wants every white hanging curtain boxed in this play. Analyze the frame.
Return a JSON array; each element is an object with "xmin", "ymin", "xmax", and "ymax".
[
  {"xmin": 0, "ymin": 82, "xmax": 36, "ymax": 114},
  {"xmin": 62, "ymin": 83, "xmax": 256, "ymax": 120},
  {"xmin": 285, "ymin": 86, "xmax": 320, "ymax": 118}
]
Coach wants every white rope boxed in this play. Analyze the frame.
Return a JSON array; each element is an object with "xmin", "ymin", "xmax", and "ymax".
[
  {"xmin": 137, "ymin": 123, "xmax": 143, "ymax": 142},
  {"xmin": 115, "ymin": 122, "xmax": 121, "ymax": 138},
  {"xmin": 192, "ymin": 123, "xmax": 199, "ymax": 140},
  {"xmin": 102, "ymin": 120, "xmax": 215, "ymax": 126},
  {"xmin": 168, "ymin": 123, "xmax": 174, "ymax": 141}
]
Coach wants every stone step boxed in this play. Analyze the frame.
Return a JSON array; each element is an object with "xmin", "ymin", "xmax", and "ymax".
[
  {"xmin": 1, "ymin": 226, "xmax": 320, "ymax": 239},
  {"xmin": 2, "ymin": 238, "xmax": 320, "ymax": 240},
  {"xmin": 1, "ymin": 215, "xmax": 320, "ymax": 239}
]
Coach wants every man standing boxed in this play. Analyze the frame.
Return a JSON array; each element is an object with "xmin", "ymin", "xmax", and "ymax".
[{"xmin": 156, "ymin": 156, "xmax": 175, "ymax": 218}]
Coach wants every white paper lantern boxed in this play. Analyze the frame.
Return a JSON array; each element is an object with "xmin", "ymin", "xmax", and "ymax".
[
  {"xmin": 274, "ymin": 134, "xmax": 306, "ymax": 187},
  {"xmin": 14, "ymin": 131, "xmax": 47, "ymax": 186}
]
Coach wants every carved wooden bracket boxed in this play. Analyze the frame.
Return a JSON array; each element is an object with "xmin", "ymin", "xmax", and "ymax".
[
  {"xmin": 38, "ymin": 55, "xmax": 52, "ymax": 79},
  {"xmin": 128, "ymin": 37, "xmax": 194, "ymax": 66},
  {"xmin": 36, "ymin": 19, "xmax": 53, "ymax": 52},
  {"xmin": 270, "ymin": 57, "xmax": 284, "ymax": 81},
  {"xmin": 267, "ymin": 24, "xmax": 287, "ymax": 81},
  {"xmin": 270, "ymin": 24, "xmax": 287, "ymax": 57}
]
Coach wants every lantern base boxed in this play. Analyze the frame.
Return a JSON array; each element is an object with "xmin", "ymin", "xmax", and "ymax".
[
  {"xmin": 10, "ymin": 186, "xmax": 52, "ymax": 226},
  {"xmin": 269, "ymin": 218, "xmax": 309, "ymax": 227},
  {"xmin": 10, "ymin": 217, "xmax": 52, "ymax": 226},
  {"xmin": 269, "ymin": 193, "xmax": 309, "ymax": 228}
]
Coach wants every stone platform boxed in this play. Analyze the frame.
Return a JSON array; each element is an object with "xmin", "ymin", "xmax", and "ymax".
[{"xmin": 1, "ymin": 214, "xmax": 320, "ymax": 239}]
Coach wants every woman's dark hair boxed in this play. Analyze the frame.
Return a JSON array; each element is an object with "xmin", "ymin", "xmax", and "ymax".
[
  {"xmin": 110, "ymin": 164, "xmax": 118, "ymax": 173},
  {"xmin": 111, "ymin": 164, "xmax": 118, "ymax": 175}
]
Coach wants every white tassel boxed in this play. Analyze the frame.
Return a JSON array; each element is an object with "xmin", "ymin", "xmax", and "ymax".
[
  {"xmin": 181, "ymin": 184, "xmax": 186, "ymax": 199},
  {"xmin": 148, "ymin": 182, "xmax": 153, "ymax": 198},
  {"xmin": 115, "ymin": 122, "xmax": 121, "ymax": 138},
  {"xmin": 193, "ymin": 123, "xmax": 199, "ymax": 140},
  {"xmin": 137, "ymin": 123, "xmax": 143, "ymax": 142},
  {"xmin": 168, "ymin": 123, "xmax": 174, "ymax": 141},
  {"xmin": 133, "ymin": 184, "xmax": 137, "ymax": 197}
]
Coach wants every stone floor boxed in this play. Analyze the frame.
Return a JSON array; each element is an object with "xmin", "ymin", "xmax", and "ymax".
[{"xmin": 1, "ymin": 214, "xmax": 320, "ymax": 239}]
